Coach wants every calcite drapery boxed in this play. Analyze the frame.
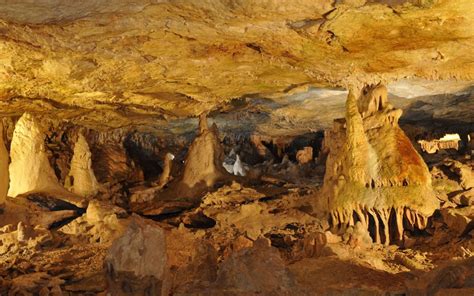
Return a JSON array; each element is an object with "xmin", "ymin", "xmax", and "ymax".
[
  {"xmin": 321, "ymin": 85, "xmax": 439, "ymax": 244},
  {"xmin": 65, "ymin": 132, "xmax": 99, "ymax": 198},
  {"xmin": 0, "ymin": 122, "xmax": 9, "ymax": 205},
  {"xmin": 8, "ymin": 113, "xmax": 85, "ymax": 207}
]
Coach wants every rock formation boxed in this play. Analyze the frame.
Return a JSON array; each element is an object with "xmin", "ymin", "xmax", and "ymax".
[
  {"xmin": 7, "ymin": 113, "xmax": 85, "ymax": 207},
  {"xmin": 0, "ymin": 122, "xmax": 9, "ymax": 206},
  {"xmin": 65, "ymin": 132, "xmax": 99, "ymax": 198},
  {"xmin": 296, "ymin": 147, "xmax": 313, "ymax": 165},
  {"xmin": 105, "ymin": 217, "xmax": 167, "ymax": 295},
  {"xmin": 321, "ymin": 85, "xmax": 439, "ymax": 244},
  {"xmin": 180, "ymin": 114, "xmax": 228, "ymax": 198},
  {"xmin": 418, "ymin": 134, "xmax": 461, "ymax": 154},
  {"xmin": 156, "ymin": 152, "xmax": 174, "ymax": 188}
]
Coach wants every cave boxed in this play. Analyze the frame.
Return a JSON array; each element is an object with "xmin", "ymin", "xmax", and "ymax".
[{"xmin": 0, "ymin": 1, "xmax": 473, "ymax": 295}]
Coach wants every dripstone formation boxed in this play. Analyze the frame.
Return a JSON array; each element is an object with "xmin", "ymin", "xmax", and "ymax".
[
  {"xmin": 0, "ymin": 122, "xmax": 9, "ymax": 206},
  {"xmin": 321, "ymin": 85, "xmax": 439, "ymax": 244}
]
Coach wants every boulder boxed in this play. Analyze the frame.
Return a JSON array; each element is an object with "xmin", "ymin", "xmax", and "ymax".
[
  {"xmin": 207, "ymin": 238, "xmax": 299, "ymax": 295},
  {"xmin": 440, "ymin": 206, "xmax": 474, "ymax": 236},
  {"xmin": 105, "ymin": 217, "xmax": 167, "ymax": 296},
  {"xmin": 105, "ymin": 216, "xmax": 218, "ymax": 295}
]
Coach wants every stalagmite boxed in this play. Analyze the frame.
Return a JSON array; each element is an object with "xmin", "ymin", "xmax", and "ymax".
[
  {"xmin": 8, "ymin": 113, "xmax": 85, "ymax": 207},
  {"xmin": 181, "ymin": 114, "xmax": 228, "ymax": 194},
  {"xmin": 233, "ymin": 155, "xmax": 246, "ymax": 177},
  {"xmin": 65, "ymin": 132, "xmax": 99, "ymax": 198},
  {"xmin": 321, "ymin": 85, "xmax": 439, "ymax": 245},
  {"xmin": 0, "ymin": 122, "xmax": 9, "ymax": 206},
  {"xmin": 156, "ymin": 152, "xmax": 174, "ymax": 188}
]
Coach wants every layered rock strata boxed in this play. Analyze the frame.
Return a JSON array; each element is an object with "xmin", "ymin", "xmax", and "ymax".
[{"xmin": 321, "ymin": 85, "xmax": 439, "ymax": 245}]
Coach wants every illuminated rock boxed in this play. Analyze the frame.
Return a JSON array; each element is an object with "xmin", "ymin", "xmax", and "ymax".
[
  {"xmin": 156, "ymin": 152, "xmax": 174, "ymax": 188},
  {"xmin": 8, "ymin": 113, "xmax": 84, "ymax": 207},
  {"xmin": 65, "ymin": 132, "xmax": 99, "ymax": 198},
  {"xmin": 418, "ymin": 134, "xmax": 461, "ymax": 154},
  {"xmin": 0, "ymin": 122, "xmax": 9, "ymax": 206},
  {"xmin": 296, "ymin": 147, "xmax": 313, "ymax": 165},
  {"xmin": 321, "ymin": 85, "xmax": 439, "ymax": 245},
  {"xmin": 181, "ymin": 114, "xmax": 228, "ymax": 195}
]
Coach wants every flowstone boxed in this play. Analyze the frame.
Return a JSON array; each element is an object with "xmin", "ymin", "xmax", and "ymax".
[{"xmin": 321, "ymin": 85, "xmax": 439, "ymax": 245}]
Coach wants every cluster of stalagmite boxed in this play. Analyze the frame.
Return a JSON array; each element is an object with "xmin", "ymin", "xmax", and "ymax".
[
  {"xmin": 7, "ymin": 113, "xmax": 85, "ymax": 207},
  {"xmin": 321, "ymin": 84, "xmax": 439, "ymax": 245},
  {"xmin": 0, "ymin": 122, "xmax": 9, "ymax": 206},
  {"xmin": 65, "ymin": 132, "xmax": 99, "ymax": 198}
]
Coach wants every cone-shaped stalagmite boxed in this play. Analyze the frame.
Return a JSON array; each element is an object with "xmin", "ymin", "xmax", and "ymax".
[
  {"xmin": 181, "ymin": 113, "xmax": 227, "ymax": 190},
  {"xmin": 0, "ymin": 122, "xmax": 9, "ymax": 206},
  {"xmin": 65, "ymin": 132, "xmax": 99, "ymax": 198},
  {"xmin": 321, "ymin": 85, "xmax": 439, "ymax": 245},
  {"xmin": 8, "ymin": 113, "xmax": 85, "ymax": 207}
]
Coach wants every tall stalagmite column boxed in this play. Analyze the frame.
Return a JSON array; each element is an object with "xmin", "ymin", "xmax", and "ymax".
[{"xmin": 66, "ymin": 132, "xmax": 99, "ymax": 198}]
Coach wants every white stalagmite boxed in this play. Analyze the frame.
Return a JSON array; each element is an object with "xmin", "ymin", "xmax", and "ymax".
[
  {"xmin": 0, "ymin": 122, "xmax": 9, "ymax": 205},
  {"xmin": 8, "ymin": 113, "xmax": 85, "ymax": 207},
  {"xmin": 66, "ymin": 132, "xmax": 99, "ymax": 198}
]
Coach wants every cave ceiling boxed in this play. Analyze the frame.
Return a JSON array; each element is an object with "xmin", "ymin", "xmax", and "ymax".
[{"xmin": 0, "ymin": 0, "xmax": 473, "ymax": 132}]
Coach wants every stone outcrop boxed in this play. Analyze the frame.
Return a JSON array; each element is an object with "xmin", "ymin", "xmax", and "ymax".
[
  {"xmin": 105, "ymin": 217, "xmax": 167, "ymax": 295},
  {"xmin": 0, "ymin": 122, "xmax": 9, "ymax": 206},
  {"xmin": 7, "ymin": 113, "xmax": 85, "ymax": 207},
  {"xmin": 321, "ymin": 85, "xmax": 439, "ymax": 245},
  {"xmin": 444, "ymin": 159, "xmax": 474, "ymax": 190},
  {"xmin": 207, "ymin": 238, "xmax": 299, "ymax": 295},
  {"xmin": 65, "ymin": 132, "xmax": 99, "ymax": 198},
  {"xmin": 105, "ymin": 216, "xmax": 218, "ymax": 295}
]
